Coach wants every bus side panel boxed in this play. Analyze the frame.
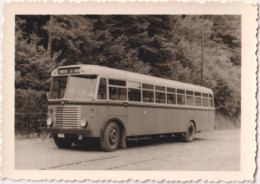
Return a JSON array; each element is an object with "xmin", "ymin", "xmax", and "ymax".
[
  {"xmin": 127, "ymin": 107, "xmax": 215, "ymax": 136},
  {"xmin": 107, "ymin": 104, "xmax": 128, "ymax": 134},
  {"xmin": 82, "ymin": 105, "xmax": 108, "ymax": 137},
  {"xmin": 154, "ymin": 108, "xmax": 169, "ymax": 134},
  {"xmin": 175, "ymin": 109, "xmax": 186, "ymax": 132},
  {"xmin": 191, "ymin": 109, "xmax": 215, "ymax": 132},
  {"xmin": 87, "ymin": 104, "xmax": 129, "ymax": 137},
  {"xmin": 93, "ymin": 104, "xmax": 128, "ymax": 137},
  {"xmin": 202, "ymin": 110, "xmax": 215, "ymax": 131},
  {"xmin": 93, "ymin": 105, "xmax": 215, "ymax": 137},
  {"xmin": 127, "ymin": 106, "xmax": 189, "ymax": 136},
  {"xmin": 127, "ymin": 106, "xmax": 184, "ymax": 136},
  {"xmin": 127, "ymin": 106, "xmax": 149, "ymax": 136}
]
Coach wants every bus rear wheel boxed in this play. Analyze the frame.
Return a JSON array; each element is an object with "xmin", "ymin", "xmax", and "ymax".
[
  {"xmin": 53, "ymin": 134, "xmax": 73, "ymax": 149},
  {"xmin": 100, "ymin": 122, "xmax": 120, "ymax": 152},
  {"xmin": 183, "ymin": 122, "xmax": 196, "ymax": 142}
]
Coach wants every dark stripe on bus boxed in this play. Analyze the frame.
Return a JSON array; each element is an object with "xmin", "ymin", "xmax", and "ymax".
[{"xmin": 48, "ymin": 101, "xmax": 215, "ymax": 111}]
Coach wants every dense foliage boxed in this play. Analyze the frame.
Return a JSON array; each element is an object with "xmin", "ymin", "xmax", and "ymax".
[{"xmin": 15, "ymin": 15, "xmax": 241, "ymax": 133}]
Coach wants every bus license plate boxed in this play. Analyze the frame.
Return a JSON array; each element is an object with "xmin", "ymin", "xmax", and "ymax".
[{"xmin": 58, "ymin": 134, "xmax": 65, "ymax": 138}]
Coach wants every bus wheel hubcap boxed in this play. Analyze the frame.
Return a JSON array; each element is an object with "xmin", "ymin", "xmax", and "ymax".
[
  {"xmin": 189, "ymin": 126, "xmax": 194, "ymax": 137},
  {"xmin": 110, "ymin": 129, "xmax": 118, "ymax": 144}
]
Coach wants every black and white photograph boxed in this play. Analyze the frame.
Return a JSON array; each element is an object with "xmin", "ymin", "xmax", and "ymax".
[{"xmin": 1, "ymin": 1, "xmax": 257, "ymax": 182}]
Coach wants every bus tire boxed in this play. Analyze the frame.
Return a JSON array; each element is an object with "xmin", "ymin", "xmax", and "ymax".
[
  {"xmin": 183, "ymin": 122, "xmax": 196, "ymax": 142},
  {"xmin": 100, "ymin": 122, "xmax": 120, "ymax": 152},
  {"xmin": 53, "ymin": 134, "xmax": 73, "ymax": 149}
]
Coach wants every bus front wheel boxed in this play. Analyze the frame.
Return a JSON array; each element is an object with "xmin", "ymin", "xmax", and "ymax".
[
  {"xmin": 183, "ymin": 122, "xmax": 196, "ymax": 142},
  {"xmin": 100, "ymin": 122, "xmax": 120, "ymax": 152},
  {"xmin": 53, "ymin": 134, "xmax": 73, "ymax": 149}
]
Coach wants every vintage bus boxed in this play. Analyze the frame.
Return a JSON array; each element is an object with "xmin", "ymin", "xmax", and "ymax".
[{"xmin": 40, "ymin": 65, "xmax": 215, "ymax": 152}]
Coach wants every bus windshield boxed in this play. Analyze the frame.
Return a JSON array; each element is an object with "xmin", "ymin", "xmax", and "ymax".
[{"xmin": 49, "ymin": 75, "xmax": 97, "ymax": 100}]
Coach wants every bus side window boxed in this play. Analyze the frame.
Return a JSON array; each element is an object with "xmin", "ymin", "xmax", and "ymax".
[
  {"xmin": 109, "ymin": 87, "xmax": 117, "ymax": 100},
  {"xmin": 167, "ymin": 87, "xmax": 176, "ymax": 104},
  {"xmin": 109, "ymin": 87, "xmax": 127, "ymax": 101},
  {"xmin": 128, "ymin": 88, "xmax": 141, "ymax": 102},
  {"xmin": 202, "ymin": 93, "xmax": 209, "ymax": 106},
  {"xmin": 155, "ymin": 85, "xmax": 166, "ymax": 104},
  {"xmin": 195, "ymin": 92, "xmax": 201, "ymax": 106},
  {"xmin": 209, "ymin": 94, "xmax": 214, "ymax": 107},
  {"xmin": 142, "ymin": 90, "xmax": 154, "ymax": 103},
  {"xmin": 109, "ymin": 79, "xmax": 126, "ymax": 86},
  {"xmin": 203, "ymin": 98, "xmax": 209, "ymax": 106},
  {"xmin": 118, "ymin": 88, "xmax": 127, "ymax": 100},
  {"xmin": 186, "ymin": 90, "xmax": 194, "ymax": 106},
  {"xmin": 128, "ymin": 81, "xmax": 141, "ymax": 102},
  {"xmin": 156, "ymin": 92, "xmax": 165, "ymax": 103},
  {"xmin": 209, "ymin": 99, "xmax": 214, "ymax": 107},
  {"xmin": 97, "ymin": 78, "xmax": 107, "ymax": 100},
  {"xmin": 167, "ymin": 93, "xmax": 176, "ymax": 104},
  {"xmin": 177, "ymin": 89, "xmax": 185, "ymax": 105}
]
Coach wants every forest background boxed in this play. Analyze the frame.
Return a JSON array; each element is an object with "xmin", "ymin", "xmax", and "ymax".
[{"xmin": 15, "ymin": 15, "xmax": 241, "ymax": 136}]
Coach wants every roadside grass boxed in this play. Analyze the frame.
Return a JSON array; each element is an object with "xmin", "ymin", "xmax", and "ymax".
[
  {"xmin": 15, "ymin": 132, "xmax": 51, "ymax": 140},
  {"xmin": 214, "ymin": 112, "xmax": 240, "ymax": 130}
]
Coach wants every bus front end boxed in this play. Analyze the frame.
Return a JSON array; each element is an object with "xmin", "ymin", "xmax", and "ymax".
[{"xmin": 40, "ymin": 66, "xmax": 100, "ymax": 148}]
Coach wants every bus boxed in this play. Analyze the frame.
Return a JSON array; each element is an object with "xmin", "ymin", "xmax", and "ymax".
[{"xmin": 40, "ymin": 65, "xmax": 215, "ymax": 152}]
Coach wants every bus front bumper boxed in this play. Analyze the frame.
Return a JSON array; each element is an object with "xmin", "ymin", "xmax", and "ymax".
[{"xmin": 40, "ymin": 127, "xmax": 91, "ymax": 136}]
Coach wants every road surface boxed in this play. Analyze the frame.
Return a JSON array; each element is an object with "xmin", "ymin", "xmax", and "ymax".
[{"xmin": 15, "ymin": 129, "xmax": 240, "ymax": 170}]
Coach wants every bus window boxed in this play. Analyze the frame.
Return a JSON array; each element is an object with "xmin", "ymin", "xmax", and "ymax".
[
  {"xmin": 186, "ymin": 91, "xmax": 194, "ymax": 106},
  {"xmin": 194, "ymin": 92, "xmax": 201, "ymax": 106},
  {"xmin": 50, "ymin": 76, "xmax": 67, "ymax": 99},
  {"xmin": 203, "ymin": 98, "xmax": 209, "ymax": 106},
  {"xmin": 202, "ymin": 93, "xmax": 208, "ymax": 97},
  {"xmin": 167, "ymin": 93, "xmax": 176, "ymax": 104},
  {"xmin": 109, "ymin": 87, "xmax": 117, "ymax": 100},
  {"xmin": 177, "ymin": 89, "xmax": 185, "ymax": 94},
  {"xmin": 97, "ymin": 78, "xmax": 107, "ymax": 100},
  {"xmin": 156, "ymin": 92, "xmax": 165, "ymax": 103},
  {"xmin": 109, "ymin": 79, "xmax": 126, "ymax": 86},
  {"xmin": 177, "ymin": 94, "xmax": 185, "ymax": 105},
  {"xmin": 167, "ymin": 87, "xmax": 176, "ymax": 93},
  {"xmin": 186, "ymin": 96, "xmax": 194, "ymax": 106},
  {"xmin": 142, "ymin": 83, "xmax": 154, "ymax": 90},
  {"xmin": 177, "ymin": 89, "xmax": 185, "ymax": 105},
  {"xmin": 128, "ymin": 88, "xmax": 141, "ymax": 102},
  {"xmin": 109, "ymin": 87, "xmax": 127, "ymax": 101},
  {"xmin": 195, "ymin": 97, "xmax": 201, "ymax": 106},
  {"xmin": 118, "ymin": 88, "xmax": 127, "ymax": 100},
  {"xmin": 155, "ymin": 86, "xmax": 165, "ymax": 91},
  {"xmin": 209, "ymin": 98, "xmax": 214, "ymax": 107},
  {"xmin": 128, "ymin": 81, "xmax": 141, "ymax": 88},
  {"xmin": 195, "ymin": 92, "xmax": 201, "ymax": 96},
  {"xmin": 143, "ymin": 90, "xmax": 154, "ymax": 103}
]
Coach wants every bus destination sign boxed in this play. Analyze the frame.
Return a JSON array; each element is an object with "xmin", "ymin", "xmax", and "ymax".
[{"xmin": 58, "ymin": 67, "xmax": 80, "ymax": 74}]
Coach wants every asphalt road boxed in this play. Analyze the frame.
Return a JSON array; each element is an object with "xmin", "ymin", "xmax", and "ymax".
[{"xmin": 15, "ymin": 129, "xmax": 240, "ymax": 170}]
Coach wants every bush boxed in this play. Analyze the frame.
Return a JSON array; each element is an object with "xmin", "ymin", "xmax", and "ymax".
[
  {"xmin": 214, "ymin": 112, "xmax": 241, "ymax": 130},
  {"xmin": 15, "ymin": 89, "xmax": 47, "ymax": 135}
]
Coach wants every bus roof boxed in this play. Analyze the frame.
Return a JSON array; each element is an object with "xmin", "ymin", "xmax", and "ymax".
[{"xmin": 52, "ymin": 65, "xmax": 213, "ymax": 94}]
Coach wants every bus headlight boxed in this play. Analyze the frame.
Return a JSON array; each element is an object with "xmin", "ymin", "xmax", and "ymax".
[
  {"xmin": 80, "ymin": 119, "xmax": 88, "ymax": 128},
  {"xmin": 47, "ymin": 116, "xmax": 53, "ymax": 126}
]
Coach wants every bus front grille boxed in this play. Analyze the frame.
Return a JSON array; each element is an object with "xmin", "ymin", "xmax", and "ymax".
[{"xmin": 54, "ymin": 106, "xmax": 81, "ymax": 128}]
